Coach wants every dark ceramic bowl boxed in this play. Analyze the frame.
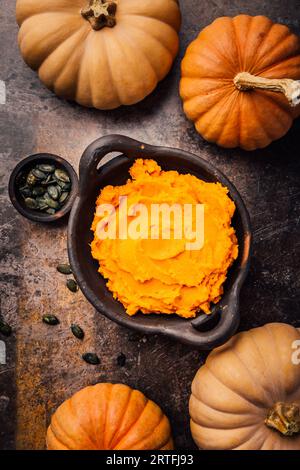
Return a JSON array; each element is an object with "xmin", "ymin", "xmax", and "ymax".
[
  {"xmin": 9, "ymin": 153, "xmax": 79, "ymax": 223},
  {"xmin": 68, "ymin": 135, "xmax": 252, "ymax": 349}
]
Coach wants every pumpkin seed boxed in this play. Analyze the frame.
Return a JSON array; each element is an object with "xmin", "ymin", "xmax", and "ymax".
[
  {"xmin": 54, "ymin": 169, "xmax": 70, "ymax": 183},
  {"xmin": 82, "ymin": 353, "xmax": 100, "ymax": 365},
  {"xmin": 36, "ymin": 195, "xmax": 47, "ymax": 204},
  {"xmin": 0, "ymin": 320, "xmax": 12, "ymax": 337},
  {"xmin": 42, "ymin": 315, "xmax": 60, "ymax": 326},
  {"xmin": 15, "ymin": 171, "xmax": 25, "ymax": 186},
  {"xmin": 59, "ymin": 191, "xmax": 69, "ymax": 205},
  {"xmin": 44, "ymin": 194, "xmax": 59, "ymax": 209},
  {"xmin": 25, "ymin": 197, "xmax": 38, "ymax": 210},
  {"xmin": 47, "ymin": 185, "xmax": 59, "ymax": 200},
  {"xmin": 71, "ymin": 324, "xmax": 84, "ymax": 340},
  {"xmin": 26, "ymin": 172, "xmax": 37, "ymax": 186},
  {"xmin": 46, "ymin": 208, "xmax": 56, "ymax": 215},
  {"xmin": 41, "ymin": 175, "xmax": 56, "ymax": 186},
  {"xmin": 66, "ymin": 279, "xmax": 78, "ymax": 293},
  {"xmin": 57, "ymin": 180, "xmax": 71, "ymax": 191},
  {"xmin": 36, "ymin": 196, "xmax": 48, "ymax": 210},
  {"xmin": 57, "ymin": 264, "xmax": 72, "ymax": 275},
  {"xmin": 19, "ymin": 186, "xmax": 32, "ymax": 198},
  {"xmin": 117, "ymin": 353, "xmax": 126, "ymax": 367},
  {"xmin": 32, "ymin": 186, "xmax": 46, "ymax": 197},
  {"xmin": 37, "ymin": 163, "xmax": 55, "ymax": 173},
  {"xmin": 32, "ymin": 168, "xmax": 47, "ymax": 180}
]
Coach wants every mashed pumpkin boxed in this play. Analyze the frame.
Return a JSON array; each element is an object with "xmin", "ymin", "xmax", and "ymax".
[{"xmin": 91, "ymin": 159, "xmax": 238, "ymax": 318}]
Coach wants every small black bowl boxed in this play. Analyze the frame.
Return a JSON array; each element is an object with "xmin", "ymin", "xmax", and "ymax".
[
  {"xmin": 9, "ymin": 153, "xmax": 79, "ymax": 223},
  {"xmin": 68, "ymin": 135, "xmax": 252, "ymax": 350}
]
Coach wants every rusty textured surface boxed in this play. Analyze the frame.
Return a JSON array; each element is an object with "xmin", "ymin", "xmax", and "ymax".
[{"xmin": 0, "ymin": 0, "xmax": 300, "ymax": 450}]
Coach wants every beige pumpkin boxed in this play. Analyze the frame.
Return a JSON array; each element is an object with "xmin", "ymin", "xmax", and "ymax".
[
  {"xmin": 16, "ymin": 0, "xmax": 181, "ymax": 109},
  {"xmin": 190, "ymin": 323, "xmax": 300, "ymax": 450}
]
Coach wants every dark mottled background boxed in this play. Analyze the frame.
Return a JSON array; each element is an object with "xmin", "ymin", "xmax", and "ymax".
[{"xmin": 0, "ymin": 0, "xmax": 300, "ymax": 450}]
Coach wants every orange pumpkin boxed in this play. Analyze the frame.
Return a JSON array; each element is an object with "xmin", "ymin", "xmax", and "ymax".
[
  {"xmin": 47, "ymin": 383, "xmax": 173, "ymax": 450},
  {"xmin": 180, "ymin": 15, "xmax": 300, "ymax": 150},
  {"xmin": 16, "ymin": 0, "xmax": 181, "ymax": 109}
]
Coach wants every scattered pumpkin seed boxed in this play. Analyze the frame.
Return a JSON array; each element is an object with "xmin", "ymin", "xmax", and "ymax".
[
  {"xmin": 25, "ymin": 197, "xmax": 38, "ymax": 210},
  {"xmin": 71, "ymin": 324, "xmax": 84, "ymax": 340},
  {"xmin": 82, "ymin": 353, "xmax": 100, "ymax": 365},
  {"xmin": 66, "ymin": 279, "xmax": 78, "ymax": 293},
  {"xmin": 117, "ymin": 353, "xmax": 126, "ymax": 367},
  {"xmin": 57, "ymin": 264, "xmax": 72, "ymax": 275},
  {"xmin": 42, "ymin": 314, "xmax": 60, "ymax": 326},
  {"xmin": 37, "ymin": 163, "xmax": 55, "ymax": 173},
  {"xmin": 0, "ymin": 320, "xmax": 12, "ymax": 337}
]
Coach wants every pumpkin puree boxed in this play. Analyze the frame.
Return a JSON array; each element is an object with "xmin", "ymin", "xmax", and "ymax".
[{"xmin": 91, "ymin": 160, "xmax": 238, "ymax": 318}]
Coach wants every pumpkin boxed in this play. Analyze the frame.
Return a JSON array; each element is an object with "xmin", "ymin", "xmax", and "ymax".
[
  {"xmin": 180, "ymin": 15, "xmax": 300, "ymax": 150},
  {"xmin": 46, "ymin": 383, "xmax": 173, "ymax": 450},
  {"xmin": 16, "ymin": 0, "xmax": 181, "ymax": 110},
  {"xmin": 190, "ymin": 323, "xmax": 300, "ymax": 450}
]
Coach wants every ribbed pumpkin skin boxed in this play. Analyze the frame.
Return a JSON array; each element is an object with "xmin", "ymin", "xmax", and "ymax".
[
  {"xmin": 190, "ymin": 323, "xmax": 300, "ymax": 450},
  {"xmin": 180, "ymin": 15, "xmax": 300, "ymax": 150},
  {"xmin": 47, "ymin": 383, "xmax": 173, "ymax": 450},
  {"xmin": 16, "ymin": 0, "xmax": 181, "ymax": 109}
]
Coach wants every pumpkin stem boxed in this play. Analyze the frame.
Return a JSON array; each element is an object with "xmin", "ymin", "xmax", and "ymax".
[
  {"xmin": 81, "ymin": 0, "xmax": 117, "ymax": 31},
  {"xmin": 265, "ymin": 402, "xmax": 300, "ymax": 436},
  {"xmin": 234, "ymin": 72, "xmax": 300, "ymax": 107}
]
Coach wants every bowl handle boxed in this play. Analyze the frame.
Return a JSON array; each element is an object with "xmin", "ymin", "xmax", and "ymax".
[
  {"xmin": 79, "ymin": 134, "xmax": 152, "ymax": 196},
  {"xmin": 183, "ymin": 281, "xmax": 241, "ymax": 349}
]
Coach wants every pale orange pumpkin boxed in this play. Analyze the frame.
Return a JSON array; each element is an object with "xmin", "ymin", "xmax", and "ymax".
[
  {"xmin": 47, "ymin": 383, "xmax": 173, "ymax": 450},
  {"xmin": 16, "ymin": 0, "xmax": 181, "ymax": 109},
  {"xmin": 180, "ymin": 15, "xmax": 300, "ymax": 150},
  {"xmin": 190, "ymin": 323, "xmax": 300, "ymax": 450}
]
